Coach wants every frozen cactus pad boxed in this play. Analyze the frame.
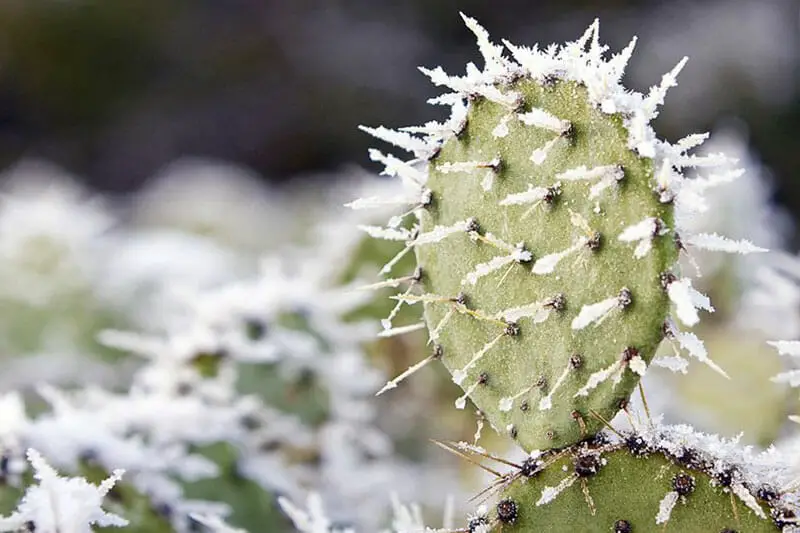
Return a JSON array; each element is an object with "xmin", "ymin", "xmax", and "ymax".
[
  {"xmin": 357, "ymin": 15, "xmax": 763, "ymax": 453},
  {"xmin": 415, "ymin": 76, "xmax": 675, "ymax": 451}
]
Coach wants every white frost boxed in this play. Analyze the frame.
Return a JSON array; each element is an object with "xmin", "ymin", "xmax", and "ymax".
[
  {"xmin": 667, "ymin": 278, "xmax": 714, "ymax": 326},
  {"xmin": 685, "ymin": 232, "xmax": 767, "ymax": 254},
  {"xmin": 532, "ymin": 239, "xmax": 587, "ymax": 275},
  {"xmin": 655, "ymin": 491, "xmax": 679, "ymax": 525},
  {"xmin": 571, "ymin": 296, "xmax": 618, "ymax": 330},
  {"xmin": 0, "ymin": 449, "xmax": 128, "ymax": 532},
  {"xmin": 414, "ymin": 220, "xmax": 469, "ymax": 245},
  {"xmin": 500, "ymin": 185, "xmax": 555, "ymax": 207},
  {"xmin": 618, "ymin": 217, "xmax": 663, "ymax": 259},
  {"xmin": 518, "ymin": 108, "xmax": 571, "ymax": 135},
  {"xmin": 536, "ymin": 475, "xmax": 578, "ymax": 506},
  {"xmin": 530, "ymin": 138, "xmax": 560, "ymax": 165}
]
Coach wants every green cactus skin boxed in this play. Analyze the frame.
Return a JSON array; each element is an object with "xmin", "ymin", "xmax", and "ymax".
[
  {"xmin": 471, "ymin": 440, "xmax": 778, "ymax": 532},
  {"xmin": 415, "ymin": 77, "xmax": 675, "ymax": 452}
]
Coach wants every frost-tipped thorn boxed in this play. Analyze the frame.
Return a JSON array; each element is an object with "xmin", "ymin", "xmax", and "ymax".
[
  {"xmin": 572, "ymin": 288, "xmax": 632, "ymax": 330},
  {"xmin": 455, "ymin": 371, "xmax": 489, "ymax": 410},
  {"xmin": 619, "ymin": 217, "xmax": 667, "ymax": 258},
  {"xmin": 575, "ymin": 346, "xmax": 646, "ymax": 397},
  {"xmin": 463, "ymin": 235, "xmax": 532, "ymax": 286},
  {"xmin": 539, "ymin": 357, "xmax": 578, "ymax": 411},
  {"xmin": 558, "ymin": 164, "xmax": 624, "ymax": 198},
  {"xmin": 663, "ymin": 276, "xmax": 714, "ymax": 327},
  {"xmin": 376, "ymin": 343, "xmax": 444, "ymax": 395},
  {"xmin": 477, "ymin": 158, "xmax": 502, "ymax": 173},
  {"xmin": 500, "ymin": 182, "xmax": 561, "ymax": 215},
  {"xmin": 518, "ymin": 108, "xmax": 572, "ymax": 136}
]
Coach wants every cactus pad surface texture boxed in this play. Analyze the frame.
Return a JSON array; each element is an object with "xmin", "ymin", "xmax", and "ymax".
[{"xmin": 358, "ymin": 14, "xmax": 750, "ymax": 453}]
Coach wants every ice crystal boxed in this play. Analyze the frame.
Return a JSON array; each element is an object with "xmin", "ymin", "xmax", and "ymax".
[{"xmin": 0, "ymin": 449, "xmax": 127, "ymax": 533}]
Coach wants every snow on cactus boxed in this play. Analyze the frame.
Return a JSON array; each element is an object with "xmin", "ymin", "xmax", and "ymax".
[
  {"xmin": 356, "ymin": 14, "xmax": 762, "ymax": 452},
  {"xmin": 469, "ymin": 418, "xmax": 789, "ymax": 532}
]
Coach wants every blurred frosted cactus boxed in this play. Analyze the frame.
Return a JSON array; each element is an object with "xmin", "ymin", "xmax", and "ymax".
[{"xmin": 0, "ymin": 160, "xmax": 129, "ymax": 390}]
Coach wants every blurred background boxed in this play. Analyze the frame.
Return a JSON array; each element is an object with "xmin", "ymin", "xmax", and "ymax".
[{"xmin": 0, "ymin": 0, "xmax": 796, "ymax": 233}]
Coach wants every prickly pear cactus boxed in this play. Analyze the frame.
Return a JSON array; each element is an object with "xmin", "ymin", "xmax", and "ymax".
[
  {"xmin": 358, "ymin": 16, "xmax": 745, "ymax": 452},
  {"xmin": 438, "ymin": 414, "xmax": 796, "ymax": 533},
  {"xmin": 477, "ymin": 436, "xmax": 779, "ymax": 533}
]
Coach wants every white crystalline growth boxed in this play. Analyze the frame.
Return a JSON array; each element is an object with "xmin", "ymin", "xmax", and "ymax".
[
  {"xmin": 531, "ymin": 238, "xmax": 587, "ymax": 275},
  {"xmin": 556, "ymin": 165, "xmax": 624, "ymax": 199},
  {"xmin": 571, "ymin": 294, "xmax": 619, "ymax": 330},
  {"xmin": 684, "ymin": 233, "xmax": 766, "ymax": 255},
  {"xmin": 414, "ymin": 220, "xmax": 470, "ymax": 245},
  {"xmin": 667, "ymin": 278, "xmax": 714, "ymax": 327},
  {"xmin": 536, "ymin": 475, "xmax": 578, "ymax": 506},
  {"xmin": 0, "ymin": 449, "xmax": 128, "ymax": 533},
  {"xmin": 663, "ymin": 321, "xmax": 728, "ymax": 378},
  {"xmin": 625, "ymin": 417, "xmax": 800, "ymax": 510},
  {"xmin": 500, "ymin": 184, "xmax": 557, "ymax": 207},
  {"xmin": 655, "ymin": 491, "xmax": 679, "ymax": 525},
  {"xmin": 518, "ymin": 108, "xmax": 571, "ymax": 134},
  {"xmin": 618, "ymin": 217, "xmax": 664, "ymax": 259},
  {"xmin": 769, "ymin": 340, "xmax": 800, "ymax": 387},
  {"xmin": 358, "ymin": 126, "xmax": 433, "ymax": 159}
]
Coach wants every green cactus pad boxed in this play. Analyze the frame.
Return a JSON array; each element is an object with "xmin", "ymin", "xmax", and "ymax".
[
  {"xmin": 360, "ymin": 16, "xmax": 738, "ymax": 453},
  {"xmin": 481, "ymin": 441, "xmax": 777, "ymax": 532},
  {"xmin": 415, "ymin": 76, "xmax": 675, "ymax": 451}
]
